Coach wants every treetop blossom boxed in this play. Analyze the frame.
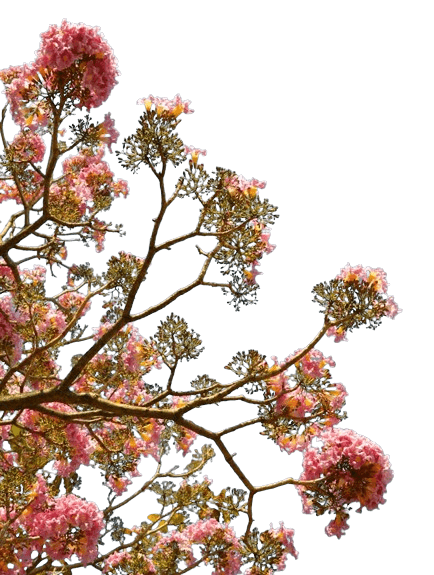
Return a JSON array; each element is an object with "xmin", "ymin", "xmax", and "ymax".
[
  {"xmin": 0, "ymin": 20, "xmax": 119, "ymax": 129},
  {"xmin": 35, "ymin": 19, "xmax": 119, "ymax": 108}
]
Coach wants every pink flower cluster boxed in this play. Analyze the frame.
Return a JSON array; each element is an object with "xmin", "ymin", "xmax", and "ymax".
[
  {"xmin": 0, "ymin": 263, "xmax": 94, "ymax": 372},
  {"xmin": 267, "ymin": 352, "xmax": 347, "ymax": 453},
  {"xmin": 137, "ymin": 93, "xmax": 194, "ymax": 117},
  {"xmin": 327, "ymin": 263, "xmax": 401, "ymax": 343},
  {"xmin": 297, "ymin": 428, "xmax": 394, "ymax": 538},
  {"xmin": 337, "ymin": 263, "xmax": 388, "ymax": 293},
  {"xmin": 0, "ymin": 62, "xmax": 51, "ymax": 130},
  {"xmin": 8, "ymin": 130, "xmax": 46, "ymax": 163},
  {"xmin": 290, "ymin": 348, "xmax": 336, "ymax": 379},
  {"xmin": 251, "ymin": 219, "xmax": 275, "ymax": 256},
  {"xmin": 110, "ymin": 553, "xmax": 155, "ymax": 574},
  {"xmin": 14, "ymin": 402, "xmax": 97, "ymax": 477},
  {"xmin": 0, "ymin": 293, "xmax": 28, "ymax": 364},
  {"xmin": 38, "ymin": 20, "xmax": 119, "ymax": 107},
  {"xmin": 0, "ymin": 166, "xmax": 44, "ymax": 205},
  {"xmin": 53, "ymin": 422, "xmax": 98, "ymax": 476},
  {"xmin": 182, "ymin": 519, "xmax": 241, "ymax": 575},
  {"xmin": 58, "ymin": 291, "xmax": 92, "ymax": 317},
  {"xmin": 147, "ymin": 519, "xmax": 297, "ymax": 575},
  {"xmin": 0, "ymin": 20, "xmax": 119, "ymax": 130},
  {"xmin": 49, "ymin": 146, "xmax": 128, "ymax": 228},
  {"xmin": 268, "ymin": 348, "xmax": 336, "ymax": 392},
  {"xmin": 239, "ymin": 215, "xmax": 277, "ymax": 284},
  {"xmin": 90, "ymin": 324, "xmax": 162, "ymax": 381},
  {"xmin": 325, "ymin": 324, "xmax": 348, "ymax": 343},
  {"xmin": 1, "ymin": 474, "xmax": 104, "ymax": 570},
  {"xmin": 267, "ymin": 522, "xmax": 299, "ymax": 564},
  {"xmin": 244, "ymin": 218, "xmax": 276, "ymax": 284},
  {"xmin": 124, "ymin": 418, "xmax": 164, "ymax": 462},
  {"xmin": 0, "ymin": 258, "xmax": 15, "ymax": 285},
  {"xmin": 120, "ymin": 325, "xmax": 162, "ymax": 374},
  {"xmin": 224, "ymin": 174, "xmax": 266, "ymax": 200},
  {"xmin": 243, "ymin": 524, "xmax": 299, "ymax": 574},
  {"xmin": 1, "ymin": 126, "xmax": 120, "ymax": 214}
]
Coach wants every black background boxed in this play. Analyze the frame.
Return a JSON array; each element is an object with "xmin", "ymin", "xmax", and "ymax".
[{"xmin": 0, "ymin": 10, "xmax": 408, "ymax": 571}]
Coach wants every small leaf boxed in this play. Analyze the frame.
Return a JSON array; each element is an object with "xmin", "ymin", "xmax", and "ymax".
[
  {"xmin": 170, "ymin": 513, "xmax": 185, "ymax": 525},
  {"xmin": 147, "ymin": 514, "xmax": 161, "ymax": 522},
  {"xmin": 11, "ymin": 424, "xmax": 21, "ymax": 437}
]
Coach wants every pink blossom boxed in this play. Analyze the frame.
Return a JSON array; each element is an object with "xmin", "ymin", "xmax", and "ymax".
[
  {"xmin": 0, "ymin": 169, "xmax": 44, "ymax": 206},
  {"xmin": 297, "ymin": 428, "xmax": 394, "ymax": 537},
  {"xmin": 324, "ymin": 513, "xmax": 350, "ymax": 538},
  {"xmin": 41, "ymin": 307, "xmax": 67, "ymax": 335},
  {"xmin": 176, "ymin": 428, "xmax": 198, "ymax": 456},
  {"xmin": 21, "ymin": 264, "xmax": 46, "ymax": 283},
  {"xmin": 235, "ymin": 175, "xmax": 267, "ymax": 192},
  {"xmin": 53, "ymin": 423, "xmax": 97, "ymax": 476},
  {"xmin": 104, "ymin": 553, "xmax": 155, "ymax": 575},
  {"xmin": 244, "ymin": 260, "xmax": 262, "ymax": 285},
  {"xmin": 327, "ymin": 383, "xmax": 348, "ymax": 411},
  {"xmin": 138, "ymin": 93, "xmax": 194, "ymax": 117},
  {"xmin": 58, "ymin": 291, "xmax": 91, "ymax": 317},
  {"xmin": 0, "ymin": 62, "xmax": 50, "ymax": 130},
  {"xmin": 152, "ymin": 530, "xmax": 195, "ymax": 566},
  {"xmin": 103, "ymin": 551, "xmax": 132, "ymax": 573},
  {"xmin": 336, "ymin": 262, "xmax": 389, "ymax": 293},
  {"xmin": 185, "ymin": 144, "xmax": 207, "ymax": 165},
  {"xmin": 385, "ymin": 295, "xmax": 401, "ymax": 319},
  {"xmin": 8, "ymin": 130, "xmax": 46, "ymax": 163},
  {"xmin": 112, "ymin": 178, "xmax": 129, "ymax": 198},
  {"xmin": 23, "ymin": 494, "xmax": 104, "ymax": 565},
  {"xmin": 121, "ymin": 325, "xmax": 161, "ymax": 374},
  {"xmin": 97, "ymin": 112, "xmax": 119, "ymax": 153},
  {"xmin": 90, "ymin": 218, "xmax": 107, "ymax": 253},
  {"xmin": 0, "ymin": 293, "xmax": 28, "ymax": 364},
  {"xmin": 326, "ymin": 325, "xmax": 348, "ymax": 343},
  {"xmin": 106, "ymin": 475, "xmax": 132, "ymax": 496},
  {"xmin": 268, "ymin": 521, "xmax": 299, "ymax": 564},
  {"xmin": 92, "ymin": 321, "xmax": 115, "ymax": 340},
  {"xmin": 259, "ymin": 229, "xmax": 276, "ymax": 254},
  {"xmin": 184, "ymin": 519, "xmax": 242, "ymax": 575},
  {"xmin": 3, "ymin": 480, "xmax": 104, "ymax": 569},
  {"xmin": 0, "ymin": 259, "xmax": 15, "ymax": 284},
  {"xmin": 290, "ymin": 348, "xmax": 335, "ymax": 379},
  {"xmin": 79, "ymin": 158, "xmax": 114, "ymax": 190},
  {"xmin": 170, "ymin": 397, "xmax": 198, "ymax": 455},
  {"xmin": 36, "ymin": 20, "xmax": 119, "ymax": 109},
  {"xmin": 49, "ymin": 148, "xmax": 129, "ymax": 234},
  {"xmin": 124, "ymin": 418, "xmax": 164, "ymax": 461},
  {"xmin": 275, "ymin": 420, "xmax": 337, "ymax": 456}
]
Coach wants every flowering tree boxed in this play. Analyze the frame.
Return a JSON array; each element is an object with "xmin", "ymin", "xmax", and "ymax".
[{"xmin": 0, "ymin": 20, "xmax": 400, "ymax": 574}]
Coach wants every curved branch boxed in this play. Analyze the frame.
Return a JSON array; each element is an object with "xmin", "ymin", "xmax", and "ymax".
[{"xmin": 130, "ymin": 242, "xmax": 222, "ymax": 322}]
